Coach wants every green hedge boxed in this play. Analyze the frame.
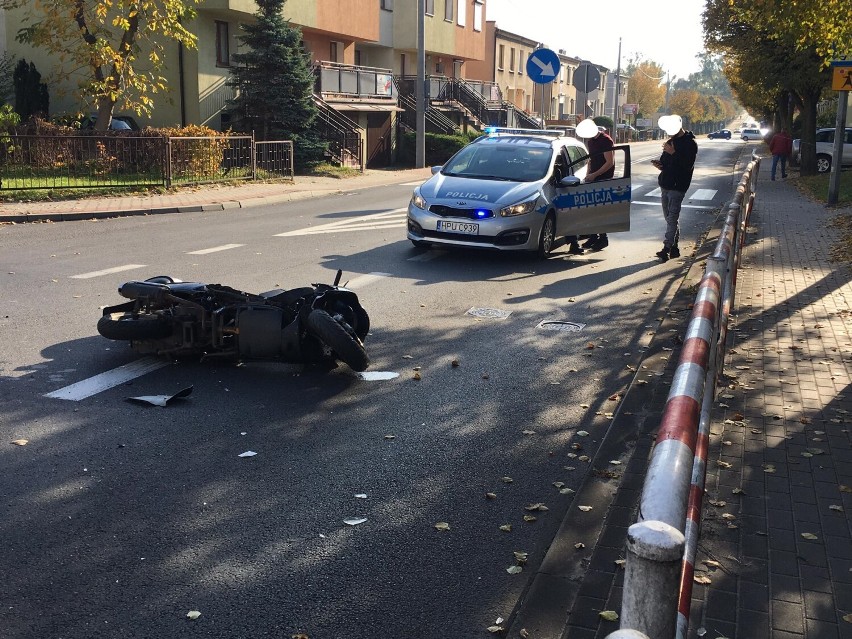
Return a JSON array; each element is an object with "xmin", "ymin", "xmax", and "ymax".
[{"xmin": 397, "ymin": 130, "xmax": 480, "ymax": 166}]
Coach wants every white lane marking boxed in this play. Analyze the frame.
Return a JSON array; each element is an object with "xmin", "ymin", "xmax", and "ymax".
[
  {"xmin": 644, "ymin": 187, "xmax": 662, "ymax": 198},
  {"xmin": 70, "ymin": 264, "xmax": 147, "ymax": 279},
  {"xmin": 632, "ymin": 200, "xmax": 713, "ymax": 210},
  {"xmin": 275, "ymin": 208, "xmax": 407, "ymax": 237},
  {"xmin": 690, "ymin": 189, "xmax": 717, "ymax": 201},
  {"xmin": 44, "ymin": 357, "xmax": 170, "ymax": 401},
  {"xmin": 187, "ymin": 244, "xmax": 245, "ymax": 255},
  {"xmin": 344, "ymin": 272, "xmax": 391, "ymax": 288},
  {"xmin": 400, "ymin": 181, "xmax": 425, "ymax": 186}
]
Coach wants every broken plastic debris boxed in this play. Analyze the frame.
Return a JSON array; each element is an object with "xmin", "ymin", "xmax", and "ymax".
[
  {"xmin": 186, "ymin": 610, "xmax": 201, "ymax": 620},
  {"xmin": 238, "ymin": 451, "xmax": 258, "ymax": 458},
  {"xmin": 127, "ymin": 386, "xmax": 193, "ymax": 407},
  {"xmin": 11, "ymin": 439, "xmax": 28, "ymax": 446},
  {"xmin": 344, "ymin": 517, "xmax": 367, "ymax": 526},
  {"xmin": 354, "ymin": 494, "xmax": 368, "ymax": 499},
  {"xmin": 357, "ymin": 371, "xmax": 400, "ymax": 381}
]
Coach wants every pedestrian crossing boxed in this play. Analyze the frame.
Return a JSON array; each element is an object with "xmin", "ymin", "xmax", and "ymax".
[
  {"xmin": 274, "ymin": 207, "xmax": 408, "ymax": 237},
  {"xmin": 631, "ymin": 186, "xmax": 718, "ymax": 209}
]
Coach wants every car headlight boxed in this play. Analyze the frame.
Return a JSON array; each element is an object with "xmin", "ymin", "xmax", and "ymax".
[
  {"xmin": 500, "ymin": 195, "xmax": 539, "ymax": 217},
  {"xmin": 410, "ymin": 190, "xmax": 427, "ymax": 210}
]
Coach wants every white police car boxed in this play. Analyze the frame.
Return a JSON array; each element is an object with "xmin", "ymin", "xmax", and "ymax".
[{"xmin": 407, "ymin": 127, "xmax": 632, "ymax": 257}]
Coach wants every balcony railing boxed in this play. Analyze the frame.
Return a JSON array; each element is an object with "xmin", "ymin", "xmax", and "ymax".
[{"xmin": 315, "ymin": 62, "xmax": 396, "ymax": 101}]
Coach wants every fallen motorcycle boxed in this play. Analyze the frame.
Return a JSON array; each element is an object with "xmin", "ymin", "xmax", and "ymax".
[{"xmin": 97, "ymin": 270, "xmax": 370, "ymax": 372}]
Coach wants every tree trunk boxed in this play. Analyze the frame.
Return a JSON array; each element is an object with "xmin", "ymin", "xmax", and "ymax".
[
  {"xmin": 94, "ymin": 99, "xmax": 116, "ymax": 132},
  {"xmin": 798, "ymin": 89, "xmax": 820, "ymax": 176}
]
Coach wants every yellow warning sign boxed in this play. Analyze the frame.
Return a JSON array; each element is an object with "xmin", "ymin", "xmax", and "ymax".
[{"xmin": 832, "ymin": 64, "xmax": 852, "ymax": 91}]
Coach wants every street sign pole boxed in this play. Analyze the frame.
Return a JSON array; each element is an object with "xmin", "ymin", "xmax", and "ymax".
[
  {"xmin": 828, "ymin": 90, "xmax": 848, "ymax": 206},
  {"xmin": 613, "ymin": 37, "xmax": 621, "ymax": 140},
  {"xmin": 415, "ymin": 0, "xmax": 425, "ymax": 168},
  {"xmin": 526, "ymin": 48, "xmax": 561, "ymax": 128}
]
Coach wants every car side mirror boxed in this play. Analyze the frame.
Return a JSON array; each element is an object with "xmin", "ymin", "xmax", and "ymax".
[
  {"xmin": 431, "ymin": 166, "xmax": 442, "ymax": 175},
  {"xmin": 559, "ymin": 176, "xmax": 581, "ymax": 188}
]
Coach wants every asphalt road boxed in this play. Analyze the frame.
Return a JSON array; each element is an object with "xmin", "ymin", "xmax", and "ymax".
[{"xmin": 0, "ymin": 137, "xmax": 750, "ymax": 638}]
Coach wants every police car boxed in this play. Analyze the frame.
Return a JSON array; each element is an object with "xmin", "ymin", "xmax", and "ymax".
[{"xmin": 407, "ymin": 127, "xmax": 632, "ymax": 257}]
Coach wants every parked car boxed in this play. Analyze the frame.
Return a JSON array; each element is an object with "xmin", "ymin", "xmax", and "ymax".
[
  {"xmin": 708, "ymin": 129, "xmax": 732, "ymax": 139},
  {"xmin": 791, "ymin": 128, "xmax": 852, "ymax": 173},
  {"xmin": 79, "ymin": 114, "xmax": 141, "ymax": 131},
  {"xmin": 406, "ymin": 127, "xmax": 632, "ymax": 257},
  {"xmin": 740, "ymin": 128, "xmax": 763, "ymax": 141}
]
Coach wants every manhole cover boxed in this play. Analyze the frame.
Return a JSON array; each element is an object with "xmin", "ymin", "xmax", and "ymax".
[
  {"xmin": 466, "ymin": 307, "xmax": 512, "ymax": 320},
  {"xmin": 537, "ymin": 320, "xmax": 586, "ymax": 332}
]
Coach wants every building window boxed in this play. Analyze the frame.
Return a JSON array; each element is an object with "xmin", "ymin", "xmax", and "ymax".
[
  {"xmin": 425, "ymin": 0, "xmax": 434, "ymax": 16},
  {"xmin": 330, "ymin": 41, "xmax": 339, "ymax": 62},
  {"xmin": 457, "ymin": 0, "xmax": 466, "ymax": 27},
  {"xmin": 444, "ymin": 0, "xmax": 453, "ymax": 21},
  {"xmin": 497, "ymin": 44, "xmax": 504, "ymax": 70},
  {"xmin": 355, "ymin": 49, "xmax": 362, "ymax": 66},
  {"xmin": 215, "ymin": 21, "xmax": 230, "ymax": 67},
  {"xmin": 473, "ymin": 0, "xmax": 483, "ymax": 31},
  {"xmin": 509, "ymin": 48, "xmax": 515, "ymax": 73},
  {"xmin": 381, "ymin": 0, "xmax": 392, "ymax": 9},
  {"xmin": 435, "ymin": 61, "xmax": 445, "ymax": 75},
  {"xmin": 518, "ymin": 50, "xmax": 524, "ymax": 74}
]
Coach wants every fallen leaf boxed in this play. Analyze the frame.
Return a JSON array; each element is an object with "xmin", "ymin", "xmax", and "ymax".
[
  {"xmin": 520, "ymin": 629, "xmax": 530, "ymax": 638},
  {"xmin": 801, "ymin": 532, "xmax": 818, "ymax": 540},
  {"xmin": 722, "ymin": 513, "xmax": 736, "ymax": 520},
  {"xmin": 506, "ymin": 565, "xmax": 523, "ymax": 574},
  {"xmin": 829, "ymin": 505, "xmax": 844, "ymax": 512},
  {"xmin": 11, "ymin": 439, "xmax": 28, "ymax": 446},
  {"xmin": 574, "ymin": 542, "xmax": 585, "ymax": 549},
  {"xmin": 732, "ymin": 488, "xmax": 745, "ymax": 495},
  {"xmin": 718, "ymin": 461, "xmax": 733, "ymax": 469},
  {"xmin": 513, "ymin": 551, "xmax": 528, "ymax": 564},
  {"xmin": 238, "ymin": 451, "xmax": 258, "ymax": 458},
  {"xmin": 402, "ymin": 355, "xmax": 413, "ymax": 359},
  {"xmin": 434, "ymin": 522, "xmax": 450, "ymax": 531},
  {"xmin": 702, "ymin": 560, "xmax": 722, "ymax": 568},
  {"xmin": 525, "ymin": 503, "xmax": 549, "ymax": 512},
  {"xmin": 614, "ymin": 559, "xmax": 626, "ymax": 567},
  {"xmin": 559, "ymin": 488, "xmax": 575, "ymax": 495},
  {"xmin": 843, "ymin": 613, "xmax": 852, "ymax": 624},
  {"xmin": 609, "ymin": 460, "xmax": 622, "ymax": 465},
  {"xmin": 487, "ymin": 625, "xmax": 504, "ymax": 633},
  {"xmin": 578, "ymin": 505, "xmax": 593, "ymax": 512},
  {"xmin": 413, "ymin": 371, "xmax": 422, "ymax": 380},
  {"xmin": 523, "ymin": 515, "xmax": 537, "ymax": 523},
  {"xmin": 763, "ymin": 464, "xmax": 776, "ymax": 473},
  {"xmin": 499, "ymin": 524, "xmax": 512, "ymax": 532},
  {"xmin": 599, "ymin": 610, "xmax": 619, "ymax": 622},
  {"xmin": 451, "ymin": 358, "xmax": 460, "ymax": 367},
  {"xmin": 608, "ymin": 394, "xmax": 620, "ymax": 401},
  {"xmin": 384, "ymin": 434, "xmax": 396, "ymax": 440},
  {"xmin": 485, "ymin": 492, "xmax": 497, "ymax": 500},
  {"xmin": 709, "ymin": 500, "xmax": 726, "ymax": 507},
  {"xmin": 841, "ymin": 485, "xmax": 852, "ymax": 493},
  {"xmin": 578, "ymin": 455, "xmax": 590, "ymax": 462},
  {"xmin": 522, "ymin": 430, "xmax": 536, "ymax": 435},
  {"xmin": 694, "ymin": 574, "xmax": 712, "ymax": 584},
  {"xmin": 577, "ymin": 430, "xmax": 590, "ymax": 436},
  {"xmin": 292, "ymin": 634, "xmax": 309, "ymax": 639},
  {"xmin": 186, "ymin": 610, "xmax": 201, "ymax": 620},
  {"xmin": 501, "ymin": 476, "xmax": 513, "ymax": 484}
]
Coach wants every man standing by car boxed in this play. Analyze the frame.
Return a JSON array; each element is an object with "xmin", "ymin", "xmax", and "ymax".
[
  {"xmin": 769, "ymin": 127, "xmax": 793, "ymax": 180},
  {"xmin": 576, "ymin": 118, "xmax": 615, "ymax": 251},
  {"xmin": 651, "ymin": 114, "xmax": 697, "ymax": 262}
]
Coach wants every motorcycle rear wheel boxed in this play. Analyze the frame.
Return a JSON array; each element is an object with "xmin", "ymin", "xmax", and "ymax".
[
  {"xmin": 97, "ymin": 312, "xmax": 173, "ymax": 340},
  {"xmin": 306, "ymin": 309, "xmax": 369, "ymax": 372}
]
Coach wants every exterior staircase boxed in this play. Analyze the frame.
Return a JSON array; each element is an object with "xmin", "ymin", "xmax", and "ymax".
[{"xmin": 311, "ymin": 95, "xmax": 363, "ymax": 169}]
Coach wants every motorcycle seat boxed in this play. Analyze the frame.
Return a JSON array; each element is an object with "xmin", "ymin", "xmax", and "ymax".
[{"xmin": 260, "ymin": 287, "xmax": 316, "ymax": 304}]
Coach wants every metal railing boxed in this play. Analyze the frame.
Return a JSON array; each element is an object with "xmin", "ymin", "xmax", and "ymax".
[
  {"xmin": 311, "ymin": 95, "xmax": 364, "ymax": 170},
  {"xmin": 315, "ymin": 61, "xmax": 396, "ymax": 101},
  {"xmin": 608, "ymin": 152, "xmax": 761, "ymax": 639},
  {"xmin": 0, "ymin": 134, "xmax": 294, "ymax": 190}
]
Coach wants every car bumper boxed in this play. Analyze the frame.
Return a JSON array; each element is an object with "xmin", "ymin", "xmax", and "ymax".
[{"xmin": 407, "ymin": 203, "xmax": 541, "ymax": 251}]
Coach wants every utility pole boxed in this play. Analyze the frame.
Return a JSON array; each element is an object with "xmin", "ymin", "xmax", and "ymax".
[
  {"xmin": 416, "ymin": 0, "xmax": 425, "ymax": 168},
  {"xmin": 613, "ymin": 37, "xmax": 621, "ymax": 141}
]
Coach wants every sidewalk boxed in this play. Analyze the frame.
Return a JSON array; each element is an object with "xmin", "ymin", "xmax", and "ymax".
[
  {"xmin": 0, "ymin": 166, "xmax": 434, "ymax": 223},
  {"xmin": 691, "ymin": 172, "xmax": 852, "ymax": 638}
]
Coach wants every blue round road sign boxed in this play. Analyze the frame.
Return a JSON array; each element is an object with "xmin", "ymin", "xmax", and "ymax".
[{"xmin": 526, "ymin": 48, "xmax": 561, "ymax": 85}]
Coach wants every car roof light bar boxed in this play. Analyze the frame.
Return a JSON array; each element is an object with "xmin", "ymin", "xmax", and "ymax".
[{"xmin": 483, "ymin": 127, "xmax": 565, "ymax": 137}]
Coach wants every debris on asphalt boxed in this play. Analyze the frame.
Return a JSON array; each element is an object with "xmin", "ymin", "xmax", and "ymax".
[
  {"xmin": 127, "ymin": 385, "xmax": 193, "ymax": 407},
  {"xmin": 238, "ymin": 451, "xmax": 257, "ymax": 458}
]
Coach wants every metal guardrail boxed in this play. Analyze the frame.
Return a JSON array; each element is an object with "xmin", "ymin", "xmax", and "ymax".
[
  {"xmin": 0, "ymin": 135, "xmax": 294, "ymax": 190},
  {"xmin": 607, "ymin": 152, "xmax": 761, "ymax": 639}
]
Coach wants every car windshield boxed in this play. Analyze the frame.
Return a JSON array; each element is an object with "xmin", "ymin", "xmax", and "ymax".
[{"xmin": 441, "ymin": 137, "xmax": 554, "ymax": 182}]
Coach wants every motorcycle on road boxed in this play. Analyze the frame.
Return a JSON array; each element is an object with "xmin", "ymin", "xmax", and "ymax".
[{"xmin": 97, "ymin": 270, "xmax": 370, "ymax": 372}]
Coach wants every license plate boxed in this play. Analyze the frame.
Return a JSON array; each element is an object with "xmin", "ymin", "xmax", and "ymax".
[{"xmin": 437, "ymin": 220, "xmax": 479, "ymax": 235}]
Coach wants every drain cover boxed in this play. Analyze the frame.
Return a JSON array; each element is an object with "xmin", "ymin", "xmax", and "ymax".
[
  {"xmin": 537, "ymin": 320, "xmax": 586, "ymax": 332},
  {"xmin": 466, "ymin": 307, "xmax": 513, "ymax": 320}
]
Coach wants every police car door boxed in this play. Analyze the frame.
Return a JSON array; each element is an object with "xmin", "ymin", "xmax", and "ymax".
[{"xmin": 554, "ymin": 145, "xmax": 632, "ymax": 235}]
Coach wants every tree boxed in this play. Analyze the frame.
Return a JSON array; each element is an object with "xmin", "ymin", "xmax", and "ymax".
[
  {"xmin": 0, "ymin": 53, "xmax": 16, "ymax": 105},
  {"xmin": 13, "ymin": 59, "xmax": 50, "ymax": 120},
  {"xmin": 626, "ymin": 60, "xmax": 666, "ymax": 119},
  {"xmin": 227, "ymin": 0, "xmax": 323, "ymax": 167},
  {"xmin": 14, "ymin": 0, "xmax": 201, "ymax": 131},
  {"xmin": 703, "ymin": 0, "xmax": 844, "ymax": 174}
]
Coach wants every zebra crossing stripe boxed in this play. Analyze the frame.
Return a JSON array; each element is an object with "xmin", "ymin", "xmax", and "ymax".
[{"xmin": 275, "ymin": 208, "xmax": 407, "ymax": 237}]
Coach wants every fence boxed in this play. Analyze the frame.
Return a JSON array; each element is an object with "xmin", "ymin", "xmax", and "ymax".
[
  {"xmin": 607, "ymin": 152, "xmax": 761, "ymax": 639},
  {"xmin": 0, "ymin": 135, "xmax": 293, "ymax": 190}
]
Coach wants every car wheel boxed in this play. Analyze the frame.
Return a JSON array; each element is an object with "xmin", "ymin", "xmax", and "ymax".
[
  {"xmin": 536, "ymin": 213, "xmax": 556, "ymax": 259},
  {"xmin": 816, "ymin": 154, "xmax": 832, "ymax": 173}
]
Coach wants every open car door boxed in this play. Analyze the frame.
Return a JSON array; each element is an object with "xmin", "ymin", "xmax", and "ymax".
[{"xmin": 554, "ymin": 144, "xmax": 632, "ymax": 236}]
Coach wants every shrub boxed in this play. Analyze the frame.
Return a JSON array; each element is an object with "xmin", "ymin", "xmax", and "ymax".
[{"xmin": 397, "ymin": 131, "xmax": 473, "ymax": 166}]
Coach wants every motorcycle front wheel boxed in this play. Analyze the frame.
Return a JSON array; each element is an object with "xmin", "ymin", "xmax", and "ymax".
[
  {"xmin": 306, "ymin": 309, "xmax": 369, "ymax": 372},
  {"xmin": 97, "ymin": 312, "xmax": 173, "ymax": 340}
]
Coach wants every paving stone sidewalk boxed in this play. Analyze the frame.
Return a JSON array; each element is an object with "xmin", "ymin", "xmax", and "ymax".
[
  {"xmin": 692, "ymin": 174, "xmax": 852, "ymax": 639},
  {"xmin": 0, "ymin": 166, "xmax": 433, "ymax": 223}
]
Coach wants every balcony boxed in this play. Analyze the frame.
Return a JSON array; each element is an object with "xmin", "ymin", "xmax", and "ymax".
[{"xmin": 315, "ymin": 62, "xmax": 401, "ymax": 113}]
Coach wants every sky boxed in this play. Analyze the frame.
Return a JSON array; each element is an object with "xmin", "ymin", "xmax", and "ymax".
[{"xmin": 485, "ymin": 0, "xmax": 708, "ymax": 82}]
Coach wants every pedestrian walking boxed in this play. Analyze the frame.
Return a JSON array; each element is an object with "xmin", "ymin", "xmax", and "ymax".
[
  {"xmin": 768, "ymin": 127, "xmax": 792, "ymax": 180},
  {"xmin": 575, "ymin": 118, "xmax": 615, "ymax": 251},
  {"xmin": 651, "ymin": 114, "xmax": 697, "ymax": 262}
]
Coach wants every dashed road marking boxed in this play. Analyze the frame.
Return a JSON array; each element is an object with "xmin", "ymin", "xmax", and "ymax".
[
  {"xmin": 274, "ymin": 208, "xmax": 407, "ymax": 237},
  {"xmin": 70, "ymin": 264, "xmax": 147, "ymax": 279},
  {"xmin": 187, "ymin": 244, "xmax": 245, "ymax": 255},
  {"xmin": 690, "ymin": 189, "xmax": 717, "ymax": 201},
  {"xmin": 344, "ymin": 272, "xmax": 392, "ymax": 288},
  {"xmin": 44, "ymin": 357, "xmax": 171, "ymax": 401},
  {"xmin": 631, "ymin": 201, "xmax": 712, "ymax": 210},
  {"xmin": 400, "ymin": 181, "xmax": 425, "ymax": 186}
]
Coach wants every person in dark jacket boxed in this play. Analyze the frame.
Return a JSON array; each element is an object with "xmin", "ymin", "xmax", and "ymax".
[
  {"xmin": 768, "ymin": 128, "xmax": 792, "ymax": 180},
  {"xmin": 578, "ymin": 123, "xmax": 616, "ymax": 251},
  {"xmin": 651, "ymin": 114, "xmax": 697, "ymax": 262}
]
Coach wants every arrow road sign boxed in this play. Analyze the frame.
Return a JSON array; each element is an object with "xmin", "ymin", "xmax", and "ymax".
[{"xmin": 526, "ymin": 48, "xmax": 561, "ymax": 85}]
